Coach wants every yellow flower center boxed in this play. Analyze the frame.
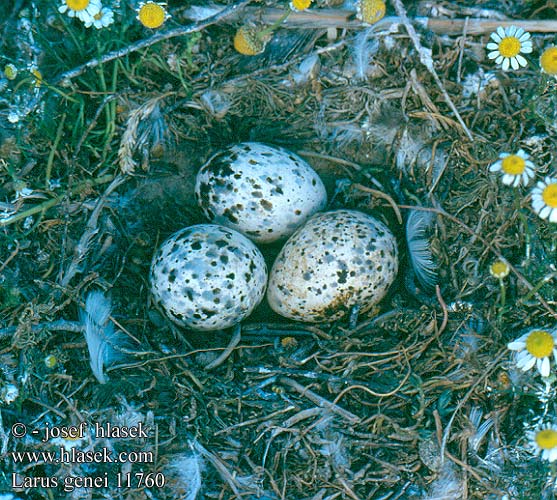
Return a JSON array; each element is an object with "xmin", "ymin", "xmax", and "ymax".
[
  {"xmin": 536, "ymin": 429, "xmax": 557, "ymax": 450},
  {"xmin": 358, "ymin": 0, "xmax": 386, "ymax": 25},
  {"xmin": 291, "ymin": 0, "xmax": 312, "ymax": 10},
  {"xmin": 94, "ymin": 11, "xmax": 102, "ymax": 20},
  {"xmin": 541, "ymin": 47, "xmax": 557, "ymax": 75},
  {"xmin": 44, "ymin": 355, "xmax": 57, "ymax": 368},
  {"xmin": 66, "ymin": 0, "xmax": 90, "ymax": 11},
  {"xmin": 233, "ymin": 26, "xmax": 265, "ymax": 56},
  {"xmin": 4, "ymin": 64, "xmax": 17, "ymax": 80},
  {"xmin": 500, "ymin": 155, "xmax": 525, "ymax": 175},
  {"xmin": 498, "ymin": 36, "xmax": 521, "ymax": 58},
  {"xmin": 542, "ymin": 183, "xmax": 557, "ymax": 208},
  {"xmin": 525, "ymin": 330, "xmax": 554, "ymax": 359},
  {"xmin": 138, "ymin": 2, "xmax": 167, "ymax": 29},
  {"xmin": 490, "ymin": 260, "xmax": 509, "ymax": 278}
]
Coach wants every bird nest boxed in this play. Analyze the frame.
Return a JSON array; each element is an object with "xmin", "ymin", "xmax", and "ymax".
[{"xmin": 2, "ymin": 0, "xmax": 557, "ymax": 498}]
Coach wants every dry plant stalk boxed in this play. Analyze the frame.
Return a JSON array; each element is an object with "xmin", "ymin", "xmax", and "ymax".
[
  {"xmin": 118, "ymin": 97, "xmax": 167, "ymax": 174},
  {"xmin": 391, "ymin": 0, "xmax": 473, "ymax": 141},
  {"xmin": 249, "ymin": 8, "xmax": 557, "ymax": 34}
]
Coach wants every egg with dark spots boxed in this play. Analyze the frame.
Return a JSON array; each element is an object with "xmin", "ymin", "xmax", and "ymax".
[
  {"xmin": 150, "ymin": 224, "xmax": 267, "ymax": 331},
  {"xmin": 267, "ymin": 210, "xmax": 398, "ymax": 323},
  {"xmin": 195, "ymin": 142, "xmax": 327, "ymax": 243}
]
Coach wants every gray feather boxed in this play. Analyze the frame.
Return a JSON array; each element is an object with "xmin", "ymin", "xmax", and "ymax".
[
  {"xmin": 406, "ymin": 210, "xmax": 438, "ymax": 291},
  {"xmin": 79, "ymin": 291, "xmax": 125, "ymax": 384}
]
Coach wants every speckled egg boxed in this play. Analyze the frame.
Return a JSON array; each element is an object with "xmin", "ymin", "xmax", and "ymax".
[
  {"xmin": 150, "ymin": 224, "xmax": 267, "ymax": 331},
  {"xmin": 267, "ymin": 209, "xmax": 398, "ymax": 323},
  {"xmin": 195, "ymin": 142, "xmax": 327, "ymax": 243}
]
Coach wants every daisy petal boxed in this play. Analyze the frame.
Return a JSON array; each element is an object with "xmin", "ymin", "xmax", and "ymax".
[
  {"xmin": 539, "ymin": 357, "xmax": 551, "ymax": 377},
  {"xmin": 515, "ymin": 54, "xmax": 527, "ymax": 67},
  {"xmin": 502, "ymin": 174, "xmax": 513, "ymax": 185},
  {"xmin": 489, "ymin": 162, "xmax": 502, "ymax": 172},
  {"xmin": 518, "ymin": 355, "xmax": 536, "ymax": 371},
  {"xmin": 491, "ymin": 32, "xmax": 502, "ymax": 43},
  {"xmin": 540, "ymin": 206, "xmax": 552, "ymax": 219}
]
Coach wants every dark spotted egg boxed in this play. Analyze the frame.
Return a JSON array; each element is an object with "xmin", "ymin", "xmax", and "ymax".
[
  {"xmin": 150, "ymin": 224, "xmax": 267, "ymax": 331},
  {"xmin": 267, "ymin": 209, "xmax": 398, "ymax": 323},
  {"xmin": 195, "ymin": 142, "xmax": 327, "ymax": 243}
]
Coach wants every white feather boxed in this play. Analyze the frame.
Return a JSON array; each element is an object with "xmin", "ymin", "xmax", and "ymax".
[
  {"xmin": 328, "ymin": 124, "xmax": 366, "ymax": 147},
  {"xmin": 79, "ymin": 291, "xmax": 125, "ymax": 384},
  {"xmin": 352, "ymin": 28, "xmax": 380, "ymax": 81},
  {"xmin": 406, "ymin": 210, "xmax": 438, "ymax": 290},
  {"xmin": 166, "ymin": 451, "xmax": 203, "ymax": 500},
  {"xmin": 290, "ymin": 54, "xmax": 320, "ymax": 85},
  {"xmin": 422, "ymin": 462, "xmax": 464, "ymax": 500}
]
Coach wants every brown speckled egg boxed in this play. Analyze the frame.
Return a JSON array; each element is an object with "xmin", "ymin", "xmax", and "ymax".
[
  {"xmin": 150, "ymin": 224, "xmax": 267, "ymax": 331},
  {"xmin": 267, "ymin": 209, "xmax": 398, "ymax": 323},
  {"xmin": 195, "ymin": 142, "xmax": 327, "ymax": 243}
]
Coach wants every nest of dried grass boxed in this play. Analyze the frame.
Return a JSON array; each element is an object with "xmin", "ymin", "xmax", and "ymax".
[{"xmin": 3, "ymin": 0, "xmax": 557, "ymax": 499}]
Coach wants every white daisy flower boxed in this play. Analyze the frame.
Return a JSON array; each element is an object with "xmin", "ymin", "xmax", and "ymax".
[
  {"xmin": 532, "ymin": 177, "xmax": 557, "ymax": 222},
  {"xmin": 487, "ymin": 25, "xmax": 533, "ymax": 71},
  {"xmin": 528, "ymin": 423, "xmax": 557, "ymax": 462},
  {"xmin": 59, "ymin": 0, "xmax": 101, "ymax": 23},
  {"xmin": 489, "ymin": 259, "xmax": 510, "ymax": 279},
  {"xmin": 489, "ymin": 149, "xmax": 535, "ymax": 187},
  {"xmin": 84, "ymin": 6, "xmax": 114, "ymax": 29},
  {"xmin": 508, "ymin": 329, "xmax": 557, "ymax": 377}
]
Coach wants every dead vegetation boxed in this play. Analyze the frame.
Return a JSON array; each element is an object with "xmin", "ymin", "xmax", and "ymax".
[{"xmin": 2, "ymin": 0, "xmax": 557, "ymax": 498}]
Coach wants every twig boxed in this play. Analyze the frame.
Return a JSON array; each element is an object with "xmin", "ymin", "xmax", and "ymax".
[
  {"xmin": 279, "ymin": 376, "xmax": 360, "ymax": 424},
  {"xmin": 51, "ymin": 1, "xmax": 253, "ymax": 85},
  {"xmin": 0, "ymin": 242, "xmax": 19, "ymax": 274},
  {"xmin": 58, "ymin": 175, "xmax": 127, "ymax": 287},
  {"xmin": 435, "ymin": 285, "xmax": 449, "ymax": 336},
  {"xmin": 0, "ymin": 175, "xmax": 114, "ymax": 228},
  {"xmin": 242, "ymin": 321, "xmax": 331, "ymax": 340},
  {"xmin": 229, "ymin": 9, "xmax": 557, "ymax": 35},
  {"xmin": 332, "ymin": 361, "xmax": 411, "ymax": 401},
  {"xmin": 439, "ymin": 349, "xmax": 507, "ymax": 465},
  {"xmin": 192, "ymin": 440, "xmax": 243, "ymax": 497},
  {"xmin": 0, "ymin": 319, "xmax": 83, "ymax": 340},
  {"xmin": 391, "ymin": 0, "xmax": 474, "ymax": 141},
  {"xmin": 351, "ymin": 183, "xmax": 403, "ymax": 224},
  {"xmin": 456, "ymin": 17, "xmax": 470, "ymax": 83},
  {"xmin": 204, "ymin": 324, "xmax": 241, "ymax": 370},
  {"xmin": 214, "ymin": 405, "xmax": 296, "ymax": 436},
  {"xmin": 424, "ymin": 17, "xmax": 557, "ymax": 35}
]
